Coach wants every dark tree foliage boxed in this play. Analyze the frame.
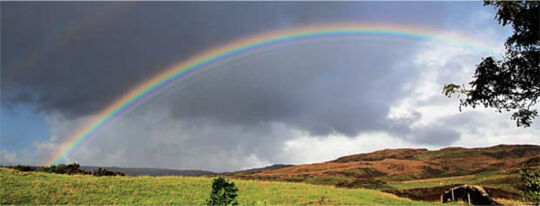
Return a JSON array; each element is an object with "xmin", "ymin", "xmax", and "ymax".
[
  {"xmin": 92, "ymin": 168, "xmax": 125, "ymax": 176},
  {"xmin": 40, "ymin": 163, "xmax": 89, "ymax": 175},
  {"xmin": 10, "ymin": 165, "xmax": 36, "ymax": 172},
  {"xmin": 205, "ymin": 177, "xmax": 239, "ymax": 206},
  {"xmin": 8, "ymin": 163, "xmax": 124, "ymax": 176},
  {"xmin": 444, "ymin": 1, "xmax": 539, "ymax": 127}
]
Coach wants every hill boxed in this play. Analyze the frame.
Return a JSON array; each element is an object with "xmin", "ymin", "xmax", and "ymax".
[
  {"xmin": 230, "ymin": 144, "xmax": 539, "ymax": 202},
  {"xmin": 0, "ymin": 168, "xmax": 432, "ymax": 205}
]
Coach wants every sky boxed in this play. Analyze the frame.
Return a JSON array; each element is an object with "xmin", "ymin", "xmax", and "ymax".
[{"xmin": 1, "ymin": 2, "xmax": 539, "ymax": 172}]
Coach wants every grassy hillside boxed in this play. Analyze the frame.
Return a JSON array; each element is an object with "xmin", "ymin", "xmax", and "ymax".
[
  {"xmin": 240, "ymin": 145, "xmax": 538, "ymax": 181},
  {"xmin": 0, "ymin": 168, "xmax": 432, "ymax": 205}
]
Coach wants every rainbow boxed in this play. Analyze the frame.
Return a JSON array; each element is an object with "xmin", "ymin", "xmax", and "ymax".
[{"xmin": 46, "ymin": 23, "xmax": 500, "ymax": 165}]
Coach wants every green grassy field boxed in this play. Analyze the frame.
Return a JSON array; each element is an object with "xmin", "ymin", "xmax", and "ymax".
[{"xmin": 0, "ymin": 168, "xmax": 435, "ymax": 205}]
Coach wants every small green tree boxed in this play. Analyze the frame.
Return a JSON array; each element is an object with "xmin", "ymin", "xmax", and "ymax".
[
  {"xmin": 520, "ymin": 166, "xmax": 540, "ymax": 202},
  {"xmin": 205, "ymin": 177, "xmax": 239, "ymax": 206}
]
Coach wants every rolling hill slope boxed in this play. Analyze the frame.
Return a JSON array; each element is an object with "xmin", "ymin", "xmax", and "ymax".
[
  {"xmin": 230, "ymin": 144, "xmax": 539, "ymax": 201},
  {"xmin": 234, "ymin": 145, "xmax": 537, "ymax": 180}
]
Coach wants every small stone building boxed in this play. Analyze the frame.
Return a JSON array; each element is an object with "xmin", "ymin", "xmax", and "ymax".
[{"xmin": 441, "ymin": 185, "xmax": 499, "ymax": 205}]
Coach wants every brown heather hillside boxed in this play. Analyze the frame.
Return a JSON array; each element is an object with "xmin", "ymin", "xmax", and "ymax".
[
  {"xmin": 230, "ymin": 144, "xmax": 539, "ymax": 201},
  {"xmin": 236, "ymin": 145, "xmax": 538, "ymax": 179}
]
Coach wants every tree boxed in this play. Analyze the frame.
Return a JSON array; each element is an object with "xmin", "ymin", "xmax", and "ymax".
[
  {"xmin": 205, "ymin": 177, "xmax": 239, "ymax": 206},
  {"xmin": 443, "ymin": 1, "xmax": 539, "ymax": 127}
]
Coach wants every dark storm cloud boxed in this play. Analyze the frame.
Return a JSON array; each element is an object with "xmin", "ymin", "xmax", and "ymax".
[
  {"xmin": 2, "ymin": 1, "xmax": 450, "ymax": 118},
  {"xmin": 165, "ymin": 41, "xmax": 420, "ymax": 137},
  {"xmin": 407, "ymin": 126, "xmax": 460, "ymax": 146}
]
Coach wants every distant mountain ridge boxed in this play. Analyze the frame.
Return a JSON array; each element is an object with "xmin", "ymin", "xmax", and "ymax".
[
  {"xmin": 228, "ymin": 164, "xmax": 295, "ymax": 174},
  {"xmin": 80, "ymin": 166, "xmax": 215, "ymax": 176},
  {"xmin": 79, "ymin": 164, "xmax": 297, "ymax": 176},
  {"xmin": 79, "ymin": 164, "xmax": 296, "ymax": 176}
]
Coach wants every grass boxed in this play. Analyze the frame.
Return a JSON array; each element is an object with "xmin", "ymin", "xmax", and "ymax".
[
  {"xmin": 385, "ymin": 170, "xmax": 520, "ymax": 192},
  {"xmin": 0, "ymin": 168, "xmax": 435, "ymax": 205},
  {"xmin": 303, "ymin": 176, "xmax": 352, "ymax": 186},
  {"xmin": 494, "ymin": 198, "xmax": 528, "ymax": 206}
]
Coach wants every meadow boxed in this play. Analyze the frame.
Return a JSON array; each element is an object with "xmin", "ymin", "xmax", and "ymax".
[{"xmin": 0, "ymin": 168, "xmax": 434, "ymax": 205}]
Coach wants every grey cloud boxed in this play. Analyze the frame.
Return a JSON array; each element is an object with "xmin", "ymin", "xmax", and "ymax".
[
  {"xmin": 165, "ymin": 41, "xmax": 420, "ymax": 136},
  {"xmin": 407, "ymin": 126, "xmax": 460, "ymax": 146},
  {"xmin": 0, "ymin": 150, "xmax": 17, "ymax": 165},
  {"xmin": 61, "ymin": 111, "xmax": 293, "ymax": 171},
  {"xmin": 386, "ymin": 109, "xmax": 461, "ymax": 146},
  {"xmin": 2, "ymin": 2, "xmax": 452, "ymax": 118}
]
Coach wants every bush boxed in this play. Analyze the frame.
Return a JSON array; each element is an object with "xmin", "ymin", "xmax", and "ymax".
[
  {"xmin": 92, "ymin": 168, "xmax": 125, "ymax": 176},
  {"xmin": 8, "ymin": 163, "xmax": 124, "ymax": 177},
  {"xmin": 520, "ymin": 166, "xmax": 540, "ymax": 202},
  {"xmin": 39, "ymin": 163, "xmax": 89, "ymax": 175},
  {"xmin": 11, "ymin": 165, "xmax": 36, "ymax": 172},
  {"xmin": 205, "ymin": 177, "xmax": 239, "ymax": 206}
]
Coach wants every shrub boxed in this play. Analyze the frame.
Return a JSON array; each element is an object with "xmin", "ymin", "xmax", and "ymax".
[
  {"xmin": 11, "ymin": 165, "xmax": 35, "ymax": 172},
  {"xmin": 520, "ymin": 166, "xmax": 540, "ymax": 202},
  {"xmin": 205, "ymin": 177, "xmax": 239, "ymax": 206},
  {"xmin": 9, "ymin": 163, "xmax": 124, "ymax": 177},
  {"xmin": 92, "ymin": 168, "xmax": 125, "ymax": 176},
  {"xmin": 38, "ymin": 163, "xmax": 89, "ymax": 175}
]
